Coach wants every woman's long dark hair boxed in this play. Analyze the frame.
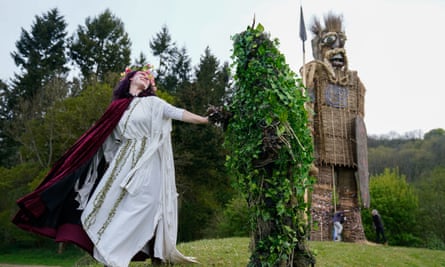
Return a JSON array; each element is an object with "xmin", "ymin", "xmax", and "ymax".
[{"xmin": 112, "ymin": 70, "xmax": 157, "ymax": 100}]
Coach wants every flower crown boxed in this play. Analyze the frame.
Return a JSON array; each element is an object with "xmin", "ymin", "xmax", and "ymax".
[{"xmin": 120, "ymin": 64, "xmax": 156, "ymax": 86}]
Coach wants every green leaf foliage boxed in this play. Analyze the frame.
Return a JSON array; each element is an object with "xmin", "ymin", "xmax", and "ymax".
[
  {"xmin": 172, "ymin": 48, "xmax": 232, "ymax": 241},
  {"xmin": 362, "ymin": 168, "xmax": 421, "ymax": 246},
  {"xmin": 225, "ymin": 23, "xmax": 315, "ymax": 266},
  {"xmin": 16, "ymin": 79, "xmax": 113, "ymax": 168},
  {"xmin": 149, "ymin": 26, "xmax": 193, "ymax": 94},
  {"xmin": 367, "ymin": 129, "xmax": 445, "ymax": 249},
  {"xmin": 0, "ymin": 163, "xmax": 43, "ymax": 246},
  {"xmin": 368, "ymin": 128, "xmax": 445, "ymax": 183},
  {"xmin": 415, "ymin": 167, "xmax": 445, "ymax": 249},
  {"xmin": 69, "ymin": 9, "xmax": 131, "ymax": 81},
  {"xmin": 213, "ymin": 194, "xmax": 250, "ymax": 238},
  {"xmin": 11, "ymin": 8, "xmax": 69, "ymax": 101}
]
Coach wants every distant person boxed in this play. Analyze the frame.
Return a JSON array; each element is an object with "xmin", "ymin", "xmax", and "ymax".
[
  {"xmin": 372, "ymin": 209, "xmax": 387, "ymax": 244},
  {"xmin": 333, "ymin": 211, "xmax": 345, "ymax": 241}
]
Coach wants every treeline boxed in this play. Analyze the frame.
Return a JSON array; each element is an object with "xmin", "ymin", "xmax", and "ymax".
[
  {"xmin": 364, "ymin": 128, "xmax": 445, "ymax": 249},
  {"xmin": 368, "ymin": 128, "xmax": 445, "ymax": 183},
  {"xmin": 0, "ymin": 8, "xmax": 234, "ymax": 248}
]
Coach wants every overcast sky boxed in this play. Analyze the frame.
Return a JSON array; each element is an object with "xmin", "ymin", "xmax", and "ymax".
[{"xmin": 1, "ymin": 0, "xmax": 444, "ymax": 136}]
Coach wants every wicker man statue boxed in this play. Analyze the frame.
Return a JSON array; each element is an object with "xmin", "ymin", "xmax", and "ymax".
[{"xmin": 301, "ymin": 13, "xmax": 369, "ymax": 242}]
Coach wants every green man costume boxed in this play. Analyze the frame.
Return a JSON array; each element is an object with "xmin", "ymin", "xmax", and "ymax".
[{"xmin": 301, "ymin": 13, "xmax": 369, "ymax": 241}]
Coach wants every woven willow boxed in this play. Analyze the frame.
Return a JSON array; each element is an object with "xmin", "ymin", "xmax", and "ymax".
[
  {"xmin": 305, "ymin": 61, "xmax": 365, "ymax": 167},
  {"xmin": 303, "ymin": 60, "xmax": 367, "ymax": 242}
]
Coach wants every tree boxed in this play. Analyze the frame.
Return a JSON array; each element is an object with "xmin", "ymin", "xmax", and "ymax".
[
  {"xmin": 149, "ymin": 26, "xmax": 176, "ymax": 80},
  {"xmin": 368, "ymin": 128, "xmax": 445, "ymax": 183},
  {"xmin": 133, "ymin": 52, "xmax": 148, "ymax": 67},
  {"xmin": 4, "ymin": 9, "xmax": 69, "ymax": 167},
  {"xmin": 0, "ymin": 163, "xmax": 43, "ymax": 247},
  {"xmin": 169, "ymin": 46, "xmax": 193, "ymax": 92},
  {"xmin": 424, "ymin": 128, "xmax": 445, "ymax": 140},
  {"xmin": 225, "ymin": 23, "xmax": 315, "ymax": 266},
  {"xmin": 10, "ymin": 8, "xmax": 68, "ymax": 101},
  {"xmin": 70, "ymin": 9, "xmax": 131, "ymax": 81},
  {"xmin": 193, "ymin": 47, "xmax": 229, "ymax": 105},
  {"xmin": 416, "ymin": 167, "xmax": 445, "ymax": 249},
  {"xmin": 173, "ymin": 47, "xmax": 231, "ymax": 241},
  {"xmin": 422, "ymin": 129, "xmax": 445, "ymax": 169},
  {"xmin": 149, "ymin": 29, "xmax": 233, "ymax": 241},
  {"xmin": 10, "ymin": 75, "xmax": 114, "ymax": 170},
  {"xmin": 368, "ymin": 145, "xmax": 397, "ymax": 176},
  {"xmin": 362, "ymin": 168, "xmax": 421, "ymax": 246},
  {"xmin": 149, "ymin": 26, "xmax": 190, "ymax": 94},
  {"xmin": 11, "ymin": 77, "xmax": 69, "ymax": 167},
  {"xmin": 0, "ymin": 79, "xmax": 19, "ymax": 167}
]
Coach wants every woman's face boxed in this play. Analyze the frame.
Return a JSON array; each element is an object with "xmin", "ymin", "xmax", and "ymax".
[{"xmin": 130, "ymin": 71, "xmax": 151, "ymax": 90}]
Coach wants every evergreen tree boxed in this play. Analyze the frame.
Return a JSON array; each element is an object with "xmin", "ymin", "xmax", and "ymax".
[
  {"xmin": 149, "ymin": 25, "xmax": 187, "ymax": 93},
  {"xmin": 10, "ymin": 8, "xmax": 68, "ymax": 102},
  {"xmin": 0, "ymin": 79, "xmax": 11, "ymax": 120},
  {"xmin": 167, "ymin": 46, "xmax": 193, "ymax": 93},
  {"xmin": 0, "ymin": 80, "xmax": 19, "ymax": 167},
  {"xmin": 4, "ymin": 8, "xmax": 69, "ymax": 167},
  {"xmin": 149, "ymin": 25, "xmax": 175, "ymax": 78},
  {"xmin": 70, "ymin": 9, "xmax": 131, "ymax": 81},
  {"xmin": 174, "ymin": 48, "xmax": 230, "ymax": 241},
  {"xmin": 193, "ymin": 47, "xmax": 228, "ymax": 105},
  {"xmin": 133, "ymin": 52, "xmax": 148, "ymax": 67}
]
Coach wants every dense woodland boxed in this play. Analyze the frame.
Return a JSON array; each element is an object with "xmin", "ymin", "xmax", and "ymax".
[{"xmin": 0, "ymin": 8, "xmax": 444, "ymax": 252}]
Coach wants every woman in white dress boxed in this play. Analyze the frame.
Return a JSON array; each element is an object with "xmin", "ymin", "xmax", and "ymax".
[{"xmin": 76, "ymin": 68, "xmax": 208, "ymax": 266}]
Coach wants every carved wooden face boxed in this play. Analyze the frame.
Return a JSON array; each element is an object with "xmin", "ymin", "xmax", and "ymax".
[
  {"xmin": 320, "ymin": 31, "xmax": 347, "ymax": 68},
  {"xmin": 311, "ymin": 14, "xmax": 348, "ymax": 70}
]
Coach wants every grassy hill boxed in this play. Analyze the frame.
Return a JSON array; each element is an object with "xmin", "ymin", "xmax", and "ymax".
[{"xmin": 1, "ymin": 237, "xmax": 444, "ymax": 266}]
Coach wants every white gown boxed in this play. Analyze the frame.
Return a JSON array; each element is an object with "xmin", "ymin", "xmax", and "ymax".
[{"xmin": 76, "ymin": 96, "xmax": 196, "ymax": 267}]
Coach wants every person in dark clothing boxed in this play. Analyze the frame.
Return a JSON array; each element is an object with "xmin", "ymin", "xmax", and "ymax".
[{"xmin": 372, "ymin": 209, "xmax": 387, "ymax": 244}]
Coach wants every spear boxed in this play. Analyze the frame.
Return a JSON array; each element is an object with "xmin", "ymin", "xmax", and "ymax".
[
  {"xmin": 299, "ymin": 2, "xmax": 311, "ymax": 224},
  {"xmin": 299, "ymin": 3, "xmax": 307, "ymax": 86}
]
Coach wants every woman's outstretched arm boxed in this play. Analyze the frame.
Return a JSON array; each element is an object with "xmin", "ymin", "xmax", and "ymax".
[{"xmin": 182, "ymin": 110, "xmax": 209, "ymax": 124}]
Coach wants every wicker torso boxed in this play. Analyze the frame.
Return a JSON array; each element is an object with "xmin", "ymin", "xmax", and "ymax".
[{"xmin": 305, "ymin": 61, "xmax": 365, "ymax": 167}]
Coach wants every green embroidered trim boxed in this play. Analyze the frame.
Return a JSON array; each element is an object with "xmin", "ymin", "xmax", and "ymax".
[
  {"xmin": 97, "ymin": 189, "xmax": 126, "ymax": 242},
  {"xmin": 133, "ymin": 136, "xmax": 147, "ymax": 168},
  {"xmin": 82, "ymin": 99, "xmax": 150, "ymax": 243},
  {"xmin": 83, "ymin": 139, "xmax": 131, "ymax": 230},
  {"xmin": 124, "ymin": 136, "xmax": 148, "ymax": 188},
  {"xmin": 120, "ymin": 98, "xmax": 140, "ymax": 139},
  {"xmin": 93, "ymin": 137, "xmax": 147, "ymax": 242}
]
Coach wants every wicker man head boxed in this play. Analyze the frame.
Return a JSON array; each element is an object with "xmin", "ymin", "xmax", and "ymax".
[{"xmin": 310, "ymin": 13, "xmax": 348, "ymax": 71}]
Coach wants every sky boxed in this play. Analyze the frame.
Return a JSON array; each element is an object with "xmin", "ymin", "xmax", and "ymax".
[{"xmin": 1, "ymin": 0, "xmax": 444, "ymax": 136}]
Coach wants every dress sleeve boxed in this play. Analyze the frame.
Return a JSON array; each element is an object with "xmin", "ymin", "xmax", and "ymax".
[{"xmin": 163, "ymin": 102, "xmax": 184, "ymax": 121}]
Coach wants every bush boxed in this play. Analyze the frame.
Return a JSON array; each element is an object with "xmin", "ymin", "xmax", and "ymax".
[
  {"xmin": 362, "ymin": 168, "xmax": 421, "ymax": 247},
  {"xmin": 212, "ymin": 195, "xmax": 249, "ymax": 238}
]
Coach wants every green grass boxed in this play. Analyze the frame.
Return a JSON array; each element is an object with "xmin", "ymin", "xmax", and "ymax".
[
  {"xmin": 1, "ymin": 237, "xmax": 445, "ymax": 266},
  {"xmin": 0, "ymin": 244, "xmax": 84, "ymax": 267}
]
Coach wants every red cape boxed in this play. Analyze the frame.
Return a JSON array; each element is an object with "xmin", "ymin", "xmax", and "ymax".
[{"xmin": 13, "ymin": 97, "xmax": 132, "ymax": 253}]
